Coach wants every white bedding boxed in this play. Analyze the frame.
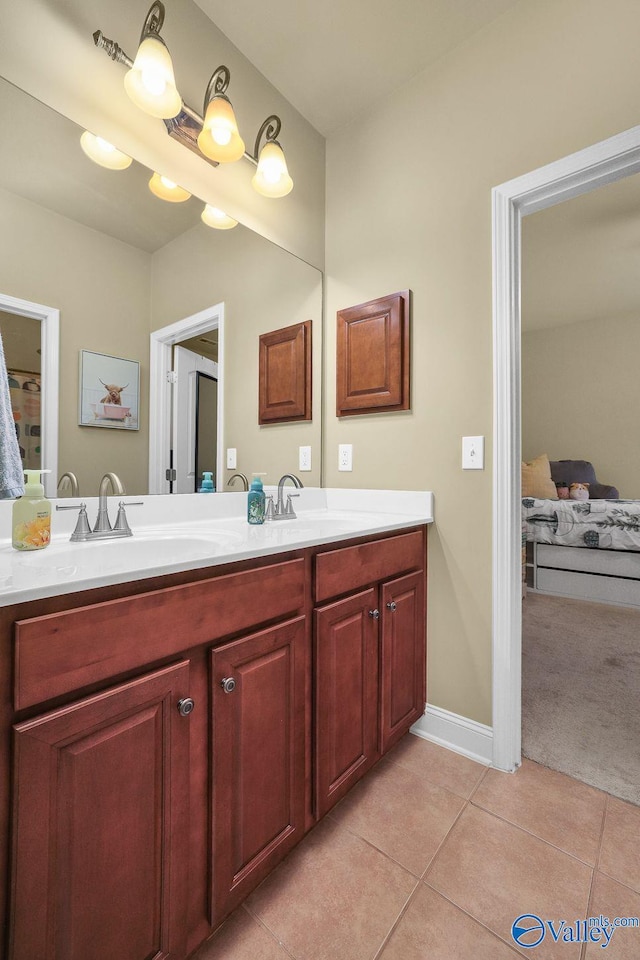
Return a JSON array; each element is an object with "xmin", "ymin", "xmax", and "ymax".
[{"xmin": 522, "ymin": 498, "xmax": 640, "ymax": 551}]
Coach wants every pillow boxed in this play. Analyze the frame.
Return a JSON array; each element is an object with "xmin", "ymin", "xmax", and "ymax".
[{"xmin": 522, "ymin": 453, "xmax": 557, "ymax": 499}]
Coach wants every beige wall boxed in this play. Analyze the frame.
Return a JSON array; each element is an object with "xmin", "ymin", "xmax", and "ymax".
[
  {"xmin": 0, "ymin": 187, "xmax": 150, "ymax": 497},
  {"xmin": 151, "ymin": 222, "xmax": 323, "ymax": 486},
  {"xmin": 0, "ymin": 0, "xmax": 325, "ymax": 268},
  {"xmin": 324, "ymin": 0, "xmax": 640, "ymax": 725},
  {"xmin": 522, "ymin": 315, "xmax": 640, "ymax": 500},
  {"xmin": 0, "ymin": 312, "xmax": 41, "ymax": 374}
]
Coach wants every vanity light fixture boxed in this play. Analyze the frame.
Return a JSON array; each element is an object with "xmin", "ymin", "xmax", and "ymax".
[
  {"xmin": 93, "ymin": 1, "xmax": 293, "ymax": 196},
  {"xmin": 252, "ymin": 117, "xmax": 293, "ymax": 198},
  {"xmin": 79, "ymin": 131, "xmax": 133, "ymax": 170},
  {"xmin": 197, "ymin": 67, "xmax": 245, "ymax": 163},
  {"xmin": 201, "ymin": 204, "xmax": 238, "ymax": 230},
  {"xmin": 123, "ymin": 2, "xmax": 182, "ymax": 119},
  {"xmin": 148, "ymin": 171, "xmax": 191, "ymax": 202}
]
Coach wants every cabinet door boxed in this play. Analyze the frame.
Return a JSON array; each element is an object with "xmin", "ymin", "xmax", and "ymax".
[
  {"xmin": 210, "ymin": 616, "xmax": 306, "ymax": 923},
  {"xmin": 314, "ymin": 588, "xmax": 379, "ymax": 818},
  {"xmin": 380, "ymin": 571, "xmax": 426, "ymax": 753},
  {"xmin": 9, "ymin": 661, "xmax": 191, "ymax": 960}
]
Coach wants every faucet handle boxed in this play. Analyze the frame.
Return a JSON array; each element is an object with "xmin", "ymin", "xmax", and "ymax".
[
  {"xmin": 113, "ymin": 501, "xmax": 144, "ymax": 536},
  {"xmin": 56, "ymin": 502, "xmax": 92, "ymax": 542},
  {"xmin": 284, "ymin": 493, "xmax": 300, "ymax": 518},
  {"xmin": 265, "ymin": 495, "xmax": 276, "ymax": 521}
]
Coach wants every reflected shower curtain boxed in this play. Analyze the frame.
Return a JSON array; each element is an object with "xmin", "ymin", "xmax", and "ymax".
[{"xmin": 0, "ymin": 330, "xmax": 25, "ymax": 498}]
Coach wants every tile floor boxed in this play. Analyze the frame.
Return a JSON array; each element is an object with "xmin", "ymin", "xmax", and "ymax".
[{"xmin": 193, "ymin": 733, "xmax": 640, "ymax": 960}]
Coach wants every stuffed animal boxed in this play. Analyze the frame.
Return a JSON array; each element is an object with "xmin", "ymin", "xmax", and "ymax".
[{"xmin": 569, "ymin": 482, "xmax": 589, "ymax": 501}]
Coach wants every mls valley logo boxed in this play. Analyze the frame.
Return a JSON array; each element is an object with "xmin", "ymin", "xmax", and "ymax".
[{"xmin": 511, "ymin": 913, "xmax": 640, "ymax": 950}]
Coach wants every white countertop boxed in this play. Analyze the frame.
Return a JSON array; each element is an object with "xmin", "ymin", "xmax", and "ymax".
[{"xmin": 0, "ymin": 488, "xmax": 433, "ymax": 606}]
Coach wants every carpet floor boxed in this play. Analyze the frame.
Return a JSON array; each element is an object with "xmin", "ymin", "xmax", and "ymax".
[{"xmin": 522, "ymin": 592, "xmax": 640, "ymax": 807}]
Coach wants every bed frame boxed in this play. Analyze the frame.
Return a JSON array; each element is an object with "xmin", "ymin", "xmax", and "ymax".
[{"xmin": 525, "ymin": 541, "xmax": 640, "ymax": 608}]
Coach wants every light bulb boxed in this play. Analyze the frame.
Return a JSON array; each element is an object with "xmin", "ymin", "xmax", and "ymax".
[
  {"xmin": 80, "ymin": 131, "xmax": 132, "ymax": 170},
  {"xmin": 197, "ymin": 96, "xmax": 245, "ymax": 163},
  {"xmin": 124, "ymin": 35, "xmax": 182, "ymax": 119},
  {"xmin": 201, "ymin": 204, "xmax": 238, "ymax": 230},
  {"xmin": 149, "ymin": 172, "xmax": 191, "ymax": 202},
  {"xmin": 252, "ymin": 140, "xmax": 293, "ymax": 198}
]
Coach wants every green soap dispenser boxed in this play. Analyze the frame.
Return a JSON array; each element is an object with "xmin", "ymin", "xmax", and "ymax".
[
  {"xmin": 247, "ymin": 473, "xmax": 266, "ymax": 525},
  {"xmin": 12, "ymin": 469, "xmax": 51, "ymax": 551}
]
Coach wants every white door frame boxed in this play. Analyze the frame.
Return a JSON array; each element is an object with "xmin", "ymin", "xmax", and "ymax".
[
  {"xmin": 491, "ymin": 124, "xmax": 640, "ymax": 772},
  {"xmin": 0, "ymin": 293, "xmax": 59, "ymax": 497},
  {"xmin": 149, "ymin": 303, "xmax": 224, "ymax": 495}
]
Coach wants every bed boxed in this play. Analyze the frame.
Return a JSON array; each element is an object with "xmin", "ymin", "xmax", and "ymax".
[{"xmin": 523, "ymin": 497, "xmax": 640, "ymax": 607}]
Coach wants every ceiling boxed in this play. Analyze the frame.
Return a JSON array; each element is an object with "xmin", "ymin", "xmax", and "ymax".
[{"xmin": 194, "ymin": 0, "xmax": 521, "ymax": 136}]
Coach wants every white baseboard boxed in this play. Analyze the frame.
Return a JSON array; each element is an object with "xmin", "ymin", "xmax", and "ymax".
[{"xmin": 411, "ymin": 704, "xmax": 493, "ymax": 766}]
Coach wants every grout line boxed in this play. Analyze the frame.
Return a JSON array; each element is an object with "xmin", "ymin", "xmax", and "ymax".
[
  {"xmin": 371, "ymin": 878, "xmax": 422, "ymax": 960},
  {"xmin": 421, "ymin": 796, "xmax": 470, "ymax": 881},
  {"xmin": 241, "ymin": 903, "xmax": 298, "ymax": 959},
  {"xmin": 595, "ymin": 793, "xmax": 609, "ymax": 873},
  {"xmin": 468, "ymin": 799, "xmax": 604, "ymax": 869},
  {"xmin": 466, "ymin": 762, "xmax": 490, "ymax": 801},
  {"xmin": 421, "ymin": 880, "xmax": 523, "ymax": 957}
]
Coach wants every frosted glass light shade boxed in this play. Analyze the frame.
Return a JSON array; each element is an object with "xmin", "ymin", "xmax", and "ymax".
[
  {"xmin": 80, "ymin": 131, "xmax": 132, "ymax": 170},
  {"xmin": 201, "ymin": 204, "xmax": 238, "ymax": 230},
  {"xmin": 124, "ymin": 35, "xmax": 182, "ymax": 119},
  {"xmin": 149, "ymin": 172, "xmax": 191, "ymax": 202},
  {"xmin": 197, "ymin": 96, "xmax": 245, "ymax": 163},
  {"xmin": 252, "ymin": 141, "xmax": 293, "ymax": 198}
]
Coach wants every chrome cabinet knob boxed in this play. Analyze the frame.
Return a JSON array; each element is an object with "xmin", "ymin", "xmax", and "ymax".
[
  {"xmin": 177, "ymin": 697, "xmax": 195, "ymax": 717},
  {"xmin": 386, "ymin": 601, "xmax": 397, "ymax": 612},
  {"xmin": 220, "ymin": 677, "xmax": 236, "ymax": 694},
  {"xmin": 368, "ymin": 609, "xmax": 380, "ymax": 620}
]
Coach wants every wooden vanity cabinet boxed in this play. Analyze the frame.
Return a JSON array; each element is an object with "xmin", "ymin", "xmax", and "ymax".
[
  {"xmin": 314, "ymin": 531, "xmax": 426, "ymax": 817},
  {"xmin": 210, "ymin": 616, "xmax": 307, "ymax": 922},
  {"xmin": 9, "ymin": 661, "xmax": 191, "ymax": 960},
  {"xmin": 1, "ymin": 526, "xmax": 427, "ymax": 960}
]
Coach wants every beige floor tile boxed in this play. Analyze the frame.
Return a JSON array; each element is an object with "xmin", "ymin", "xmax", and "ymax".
[
  {"xmin": 246, "ymin": 817, "xmax": 417, "ymax": 960},
  {"xmin": 473, "ymin": 758, "xmax": 606, "ymax": 864},
  {"xmin": 585, "ymin": 872, "xmax": 640, "ymax": 959},
  {"xmin": 385, "ymin": 733, "xmax": 487, "ymax": 799},
  {"xmin": 426, "ymin": 805, "xmax": 592, "ymax": 960},
  {"xmin": 379, "ymin": 883, "xmax": 520, "ymax": 959},
  {"xmin": 191, "ymin": 906, "xmax": 292, "ymax": 960},
  {"xmin": 599, "ymin": 797, "xmax": 640, "ymax": 894},
  {"xmin": 330, "ymin": 757, "xmax": 464, "ymax": 876}
]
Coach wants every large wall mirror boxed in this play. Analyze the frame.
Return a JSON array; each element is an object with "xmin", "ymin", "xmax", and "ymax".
[{"xmin": 0, "ymin": 76, "xmax": 323, "ymax": 498}]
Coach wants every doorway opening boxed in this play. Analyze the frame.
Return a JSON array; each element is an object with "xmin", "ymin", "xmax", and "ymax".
[
  {"xmin": 491, "ymin": 125, "xmax": 640, "ymax": 773},
  {"xmin": 0, "ymin": 293, "xmax": 59, "ymax": 497},
  {"xmin": 149, "ymin": 303, "xmax": 224, "ymax": 495}
]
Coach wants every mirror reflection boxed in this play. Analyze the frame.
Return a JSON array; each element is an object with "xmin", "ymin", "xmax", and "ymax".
[{"xmin": 0, "ymin": 76, "xmax": 323, "ymax": 497}]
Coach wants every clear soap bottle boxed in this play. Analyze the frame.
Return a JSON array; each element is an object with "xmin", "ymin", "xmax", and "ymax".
[
  {"xmin": 12, "ymin": 469, "xmax": 51, "ymax": 550},
  {"xmin": 247, "ymin": 473, "xmax": 266, "ymax": 524}
]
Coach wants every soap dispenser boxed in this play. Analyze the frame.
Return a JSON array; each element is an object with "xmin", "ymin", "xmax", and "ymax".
[
  {"xmin": 198, "ymin": 471, "xmax": 215, "ymax": 493},
  {"xmin": 12, "ymin": 469, "xmax": 52, "ymax": 550},
  {"xmin": 247, "ymin": 473, "xmax": 266, "ymax": 524}
]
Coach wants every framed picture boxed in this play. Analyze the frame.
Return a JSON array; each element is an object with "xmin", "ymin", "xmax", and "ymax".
[{"xmin": 78, "ymin": 350, "xmax": 140, "ymax": 430}]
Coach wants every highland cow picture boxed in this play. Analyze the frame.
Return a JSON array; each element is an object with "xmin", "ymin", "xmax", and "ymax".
[{"xmin": 79, "ymin": 350, "xmax": 140, "ymax": 430}]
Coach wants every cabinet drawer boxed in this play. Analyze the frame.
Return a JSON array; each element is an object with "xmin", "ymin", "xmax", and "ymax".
[
  {"xmin": 15, "ymin": 558, "xmax": 305, "ymax": 710},
  {"xmin": 314, "ymin": 530, "xmax": 424, "ymax": 603}
]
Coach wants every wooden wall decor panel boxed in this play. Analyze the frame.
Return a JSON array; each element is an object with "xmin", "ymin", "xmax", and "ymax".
[
  {"xmin": 259, "ymin": 320, "xmax": 312, "ymax": 423},
  {"xmin": 336, "ymin": 290, "xmax": 410, "ymax": 417}
]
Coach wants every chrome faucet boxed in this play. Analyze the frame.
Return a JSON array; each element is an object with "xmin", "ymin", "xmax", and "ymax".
[
  {"xmin": 56, "ymin": 472, "xmax": 142, "ymax": 541},
  {"xmin": 274, "ymin": 474, "xmax": 303, "ymax": 520},
  {"xmin": 57, "ymin": 471, "xmax": 79, "ymax": 498},
  {"xmin": 227, "ymin": 472, "xmax": 249, "ymax": 491}
]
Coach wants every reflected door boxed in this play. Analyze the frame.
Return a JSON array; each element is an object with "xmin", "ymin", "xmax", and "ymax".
[{"xmin": 172, "ymin": 346, "xmax": 218, "ymax": 493}]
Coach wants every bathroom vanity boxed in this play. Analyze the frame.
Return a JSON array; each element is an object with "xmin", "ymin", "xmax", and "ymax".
[{"xmin": 0, "ymin": 489, "xmax": 432, "ymax": 960}]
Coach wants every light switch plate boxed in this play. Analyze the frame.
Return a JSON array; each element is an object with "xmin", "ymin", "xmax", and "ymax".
[
  {"xmin": 226, "ymin": 448, "xmax": 237, "ymax": 470},
  {"xmin": 299, "ymin": 445, "xmax": 312, "ymax": 471},
  {"xmin": 462, "ymin": 436, "xmax": 484, "ymax": 470}
]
